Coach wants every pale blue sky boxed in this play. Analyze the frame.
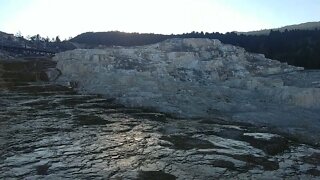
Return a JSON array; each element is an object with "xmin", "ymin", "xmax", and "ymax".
[{"xmin": 0, "ymin": 0, "xmax": 319, "ymax": 39}]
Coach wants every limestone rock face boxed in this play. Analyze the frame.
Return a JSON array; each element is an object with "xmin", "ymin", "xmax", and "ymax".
[{"xmin": 53, "ymin": 38, "xmax": 320, "ymax": 145}]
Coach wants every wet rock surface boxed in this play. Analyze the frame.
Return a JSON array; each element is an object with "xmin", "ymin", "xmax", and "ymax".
[{"xmin": 1, "ymin": 60, "xmax": 320, "ymax": 179}]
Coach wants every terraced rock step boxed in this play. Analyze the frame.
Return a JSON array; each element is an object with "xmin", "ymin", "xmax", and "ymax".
[{"xmin": 0, "ymin": 59, "xmax": 320, "ymax": 179}]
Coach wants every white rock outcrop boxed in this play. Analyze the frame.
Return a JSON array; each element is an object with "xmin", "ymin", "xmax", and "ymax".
[{"xmin": 52, "ymin": 38, "xmax": 320, "ymax": 145}]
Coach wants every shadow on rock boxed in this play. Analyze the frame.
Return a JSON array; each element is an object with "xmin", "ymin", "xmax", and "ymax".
[
  {"xmin": 137, "ymin": 171, "xmax": 176, "ymax": 180},
  {"xmin": 213, "ymin": 128, "xmax": 290, "ymax": 155},
  {"xmin": 302, "ymin": 153, "xmax": 320, "ymax": 165},
  {"xmin": 75, "ymin": 115, "xmax": 112, "ymax": 126}
]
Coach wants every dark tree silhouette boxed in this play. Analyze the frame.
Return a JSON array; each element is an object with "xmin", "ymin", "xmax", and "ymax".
[{"xmin": 55, "ymin": 36, "xmax": 61, "ymax": 43}]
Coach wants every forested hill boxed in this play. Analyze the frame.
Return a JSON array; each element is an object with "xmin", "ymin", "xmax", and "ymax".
[
  {"xmin": 236, "ymin": 21, "xmax": 320, "ymax": 35},
  {"xmin": 70, "ymin": 31, "xmax": 169, "ymax": 47},
  {"xmin": 71, "ymin": 30, "xmax": 320, "ymax": 69}
]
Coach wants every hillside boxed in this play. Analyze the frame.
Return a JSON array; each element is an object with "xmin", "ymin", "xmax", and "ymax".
[
  {"xmin": 71, "ymin": 29, "xmax": 320, "ymax": 69},
  {"xmin": 54, "ymin": 38, "xmax": 320, "ymax": 146},
  {"xmin": 70, "ymin": 31, "xmax": 170, "ymax": 47},
  {"xmin": 0, "ymin": 31, "xmax": 76, "ymax": 58},
  {"xmin": 237, "ymin": 21, "xmax": 320, "ymax": 35},
  {"xmin": 2, "ymin": 21, "xmax": 320, "ymax": 69}
]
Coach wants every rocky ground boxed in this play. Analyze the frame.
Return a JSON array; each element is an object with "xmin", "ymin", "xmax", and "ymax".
[{"xmin": 1, "ymin": 60, "xmax": 320, "ymax": 179}]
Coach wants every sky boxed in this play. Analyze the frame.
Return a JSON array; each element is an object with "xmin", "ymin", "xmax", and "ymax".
[{"xmin": 0, "ymin": 0, "xmax": 319, "ymax": 39}]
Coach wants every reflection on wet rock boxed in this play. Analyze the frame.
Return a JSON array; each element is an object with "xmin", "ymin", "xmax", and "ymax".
[{"xmin": 160, "ymin": 135, "xmax": 218, "ymax": 150}]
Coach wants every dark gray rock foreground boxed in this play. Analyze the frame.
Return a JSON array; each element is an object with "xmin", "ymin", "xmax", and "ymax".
[{"xmin": 1, "ymin": 59, "xmax": 320, "ymax": 179}]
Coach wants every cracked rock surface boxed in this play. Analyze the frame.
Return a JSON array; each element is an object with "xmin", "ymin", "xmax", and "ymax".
[{"xmin": 1, "ymin": 60, "xmax": 320, "ymax": 179}]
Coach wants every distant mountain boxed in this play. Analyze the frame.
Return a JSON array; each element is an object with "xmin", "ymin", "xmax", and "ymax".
[{"xmin": 237, "ymin": 21, "xmax": 320, "ymax": 35}]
